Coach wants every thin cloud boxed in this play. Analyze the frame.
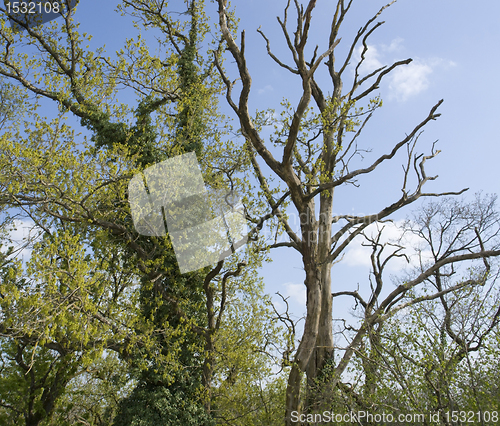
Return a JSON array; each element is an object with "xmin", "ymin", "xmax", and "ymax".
[
  {"xmin": 283, "ymin": 282, "xmax": 306, "ymax": 306},
  {"xmin": 388, "ymin": 57, "xmax": 456, "ymax": 102},
  {"xmin": 382, "ymin": 37, "xmax": 404, "ymax": 53},
  {"xmin": 258, "ymin": 84, "xmax": 274, "ymax": 95},
  {"xmin": 354, "ymin": 44, "xmax": 384, "ymax": 75},
  {"xmin": 353, "ymin": 39, "xmax": 456, "ymax": 102},
  {"xmin": 388, "ymin": 60, "xmax": 433, "ymax": 101},
  {"xmin": 342, "ymin": 220, "xmax": 433, "ymax": 273},
  {"xmin": 271, "ymin": 282, "xmax": 307, "ymax": 319}
]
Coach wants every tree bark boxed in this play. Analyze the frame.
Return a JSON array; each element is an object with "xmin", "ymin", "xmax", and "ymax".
[
  {"xmin": 285, "ymin": 265, "xmax": 321, "ymax": 426},
  {"xmin": 306, "ymin": 191, "xmax": 334, "ymax": 404}
]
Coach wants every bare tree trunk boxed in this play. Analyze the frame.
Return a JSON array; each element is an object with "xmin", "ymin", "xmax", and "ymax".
[
  {"xmin": 285, "ymin": 265, "xmax": 321, "ymax": 426},
  {"xmin": 285, "ymin": 199, "xmax": 323, "ymax": 425},
  {"xmin": 306, "ymin": 192, "xmax": 334, "ymax": 403}
]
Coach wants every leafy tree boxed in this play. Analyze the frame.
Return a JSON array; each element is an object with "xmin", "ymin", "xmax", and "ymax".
[
  {"xmin": 50, "ymin": 353, "xmax": 134, "ymax": 426},
  {"xmin": 344, "ymin": 195, "xmax": 500, "ymax": 423},
  {"xmin": 0, "ymin": 1, "xmax": 283, "ymax": 425}
]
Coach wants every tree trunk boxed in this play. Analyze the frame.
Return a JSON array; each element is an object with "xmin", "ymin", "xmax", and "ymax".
[
  {"xmin": 285, "ymin": 191, "xmax": 335, "ymax": 424},
  {"xmin": 285, "ymin": 202, "xmax": 322, "ymax": 426},
  {"xmin": 285, "ymin": 268, "xmax": 322, "ymax": 426},
  {"xmin": 306, "ymin": 191, "xmax": 334, "ymax": 412}
]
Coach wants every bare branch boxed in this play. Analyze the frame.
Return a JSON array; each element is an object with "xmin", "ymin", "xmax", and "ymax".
[
  {"xmin": 307, "ymin": 99, "xmax": 444, "ymax": 200},
  {"xmin": 257, "ymin": 26, "xmax": 299, "ymax": 74}
]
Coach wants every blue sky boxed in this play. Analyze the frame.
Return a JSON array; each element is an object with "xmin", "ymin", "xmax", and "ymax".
[
  {"xmin": 8, "ymin": 1, "xmax": 500, "ymax": 329},
  {"xmin": 211, "ymin": 0, "xmax": 500, "ymax": 321}
]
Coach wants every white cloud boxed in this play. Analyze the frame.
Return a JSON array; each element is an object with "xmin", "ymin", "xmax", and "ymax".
[
  {"xmin": 382, "ymin": 37, "xmax": 404, "ymax": 53},
  {"xmin": 343, "ymin": 242, "xmax": 372, "ymax": 268},
  {"xmin": 342, "ymin": 220, "xmax": 433, "ymax": 273},
  {"xmin": 283, "ymin": 282, "xmax": 306, "ymax": 306},
  {"xmin": 388, "ymin": 57, "xmax": 456, "ymax": 101},
  {"xmin": 353, "ymin": 38, "xmax": 456, "ymax": 102},
  {"xmin": 258, "ymin": 84, "xmax": 274, "ymax": 95},
  {"xmin": 354, "ymin": 38, "xmax": 405, "ymax": 76},
  {"xmin": 354, "ymin": 44, "xmax": 384, "ymax": 75},
  {"xmin": 271, "ymin": 281, "xmax": 306, "ymax": 319},
  {"xmin": 388, "ymin": 60, "xmax": 433, "ymax": 101}
]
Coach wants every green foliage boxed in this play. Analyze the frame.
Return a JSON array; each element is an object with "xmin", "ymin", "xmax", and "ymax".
[
  {"xmin": 50, "ymin": 353, "xmax": 135, "ymax": 426},
  {"xmin": 0, "ymin": 2, "xmax": 288, "ymax": 424},
  {"xmin": 114, "ymin": 382, "xmax": 214, "ymax": 426},
  {"xmin": 7, "ymin": 2, "xmax": 499, "ymax": 426}
]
